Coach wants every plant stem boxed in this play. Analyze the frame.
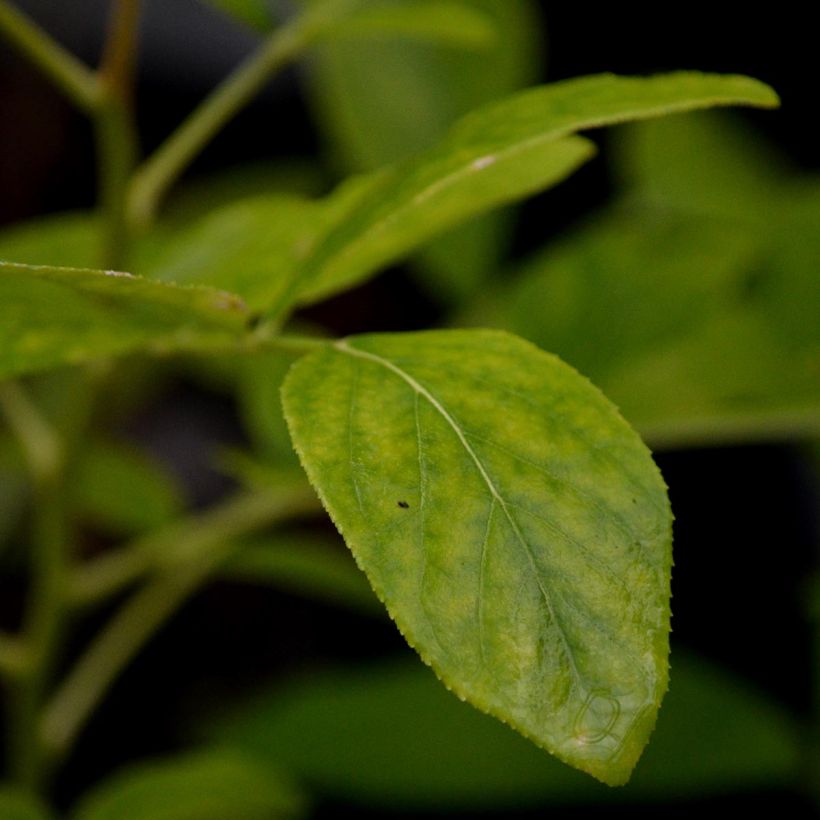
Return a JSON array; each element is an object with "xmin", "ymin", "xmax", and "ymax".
[
  {"xmin": 0, "ymin": 0, "xmax": 100, "ymax": 111},
  {"xmin": 0, "ymin": 382, "xmax": 69, "ymax": 790},
  {"xmin": 125, "ymin": 2, "xmax": 350, "ymax": 230},
  {"xmin": 41, "ymin": 485, "xmax": 319, "ymax": 760},
  {"xmin": 68, "ymin": 480, "xmax": 321, "ymax": 605},
  {"xmin": 95, "ymin": 0, "xmax": 143, "ymax": 269}
]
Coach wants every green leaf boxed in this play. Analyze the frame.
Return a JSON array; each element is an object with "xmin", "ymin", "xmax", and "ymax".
[
  {"xmin": 287, "ymin": 136, "xmax": 594, "ymax": 310},
  {"xmin": 202, "ymin": 0, "xmax": 274, "ymax": 30},
  {"xmin": 472, "ymin": 207, "xmax": 760, "ymax": 382},
  {"xmin": 146, "ymin": 195, "xmax": 321, "ymax": 310},
  {"xmin": 282, "ymin": 329, "xmax": 673, "ymax": 784},
  {"xmin": 307, "ymin": 0, "xmax": 542, "ymax": 301},
  {"xmin": 317, "ymin": 1, "xmax": 497, "ymax": 48},
  {"xmin": 71, "ymin": 749, "xmax": 305, "ymax": 820},
  {"xmin": 613, "ymin": 110, "xmax": 788, "ymax": 222},
  {"xmin": 0, "ymin": 212, "xmax": 98, "ymax": 268},
  {"xmin": 281, "ymin": 72, "xmax": 777, "ymax": 315},
  {"xmin": 213, "ymin": 652, "xmax": 800, "ymax": 807},
  {"xmin": 71, "ymin": 441, "xmax": 185, "ymax": 536},
  {"xmin": 0, "ymin": 787, "xmax": 54, "ymax": 820},
  {"xmin": 220, "ymin": 532, "xmax": 383, "ymax": 615},
  {"xmin": 0, "ymin": 263, "xmax": 249, "ymax": 380}
]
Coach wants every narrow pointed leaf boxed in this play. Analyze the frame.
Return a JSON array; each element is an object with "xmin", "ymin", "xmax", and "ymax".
[
  {"xmin": 281, "ymin": 71, "xmax": 777, "ymax": 314},
  {"xmin": 202, "ymin": 0, "xmax": 274, "ymax": 30},
  {"xmin": 0, "ymin": 263, "xmax": 248, "ymax": 380},
  {"xmin": 282, "ymin": 329, "xmax": 673, "ymax": 784}
]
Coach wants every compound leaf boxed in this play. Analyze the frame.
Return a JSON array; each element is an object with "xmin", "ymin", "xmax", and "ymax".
[
  {"xmin": 0, "ymin": 263, "xmax": 248, "ymax": 380},
  {"xmin": 282, "ymin": 329, "xmax": 673, "ymax": 784}
]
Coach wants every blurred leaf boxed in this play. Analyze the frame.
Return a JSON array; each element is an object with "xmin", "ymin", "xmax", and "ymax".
[
  {"xmin": 71, "ymin": 749, "xmax": 305, "ymax": 820},
  {"xmin": 71, "ymin": 440, "xmax": 185, "ymax": 536},
  {"xmin": 0, "ymin": 213, "xmax": 98, "ymax": 268},
  {"xmin": 0, "ymin": 263, "xmax": 249, "ymax": 380},
  {"xmin": 614, "ymin": 109, "xmax": 788, "ymax": 222},
  {"xmin": 213, "ymin": 652, "xmax": 800, "ymax": 807},
  {"xmin": 0, "ymin": 787, "xmax": 54, "ymax": 820},
  {"xmin": 307, "ymin": 0, "xmax": 542, "ymax": 301},
  {"xmin": 162, "ymin": 161, "xmax": 326, "ymax": 227},
  {"xmin": 283, "ymin": 72, "xmax": 778, "ymax": 315},
  {"xmin": 147, "ymin": 176, "xmax": 378, "ymax": 310},
  {"xmin": 318, "ymin": 1, "xmax": 497, "ymax": 48},
  {"xmin": 308, "ymin": 0, "xmax": 540, "ymax": 171},
  {"xmin": 472, "ymin": 207, "xmax": 760, "ymax": 381},
  {"xmin": 202, "ymin": 0, "xmax": 274, "ymax": 30},
  {"xmin": 147, "ymin": 195, "xmax": 320, "ymax": 310},
  {"xmin": 602, "ymin": 308, "xmax": 820, "ymax": 448},
  {"xmin": 220, "ymin": 532, "xmax": 382, "ymax": 615},
  {"xmin": 283, "ymin": 329, "xmax": 673, "ymax": 784},
  {"xmin": 237, "ymin": 348, "xmax": 304, "ymax": 466}
]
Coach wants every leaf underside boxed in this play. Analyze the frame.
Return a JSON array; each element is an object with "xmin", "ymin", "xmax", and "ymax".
[{"xmin": 282, "ymin": 329, "xmax": 673, "ymax": 784}]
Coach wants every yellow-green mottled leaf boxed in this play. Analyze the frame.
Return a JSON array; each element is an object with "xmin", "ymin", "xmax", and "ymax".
[
  {"xmin": 71, "ymin": 749, "xmax": 305, "ymax": 820},
  {"xmin": 214, "ymin": 653, "xmax": 800, "ymax": 807},
  {"xmin": 281, "ymin": 72, "xmax": 777, "ymax": 315},
  {"xmin": 282, "ymin": 329, "xmax": 673, "ymax": 784},
  {"xmin": 0, "ymin": 263, "xmax": 248, "ymax": 380}
]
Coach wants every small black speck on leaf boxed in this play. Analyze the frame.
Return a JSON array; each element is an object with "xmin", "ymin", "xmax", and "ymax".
[{"xmin": 397, "ymin": 501, "xmax": 409, "ymax": 509}]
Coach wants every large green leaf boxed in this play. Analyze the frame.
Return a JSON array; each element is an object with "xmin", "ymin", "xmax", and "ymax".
[
  {"xmin": 71, "ymin": 749, "xmax": 305, "ymax": 820},
  {"xmin": 0, "ymin": 263, "xmax": 248, "ymax": 380},
  {"xmin": 282, "ymin": 329, "xmax": 673, "ymax": 784},
  {"xmin": 278, "ymin": 72, "xmax": 777, "ymax": 316},
  {"xmin": 213, "ymin": 652, "xmax": 800, "ymax": 807}
]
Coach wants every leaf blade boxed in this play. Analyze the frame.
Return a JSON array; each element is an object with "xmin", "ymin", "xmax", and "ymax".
[
  {"xmin": 282, "ymin": 329, "xmax": 673, "ymax": 784},
  {"xmin": 0, "ymin": 263, "xmax": 248, "ymax": 380}
]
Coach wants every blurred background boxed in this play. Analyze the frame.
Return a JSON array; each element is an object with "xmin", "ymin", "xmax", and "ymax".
[{"xmin": 0, "ymin": 1, "xmax": 817, "ymax": 817}]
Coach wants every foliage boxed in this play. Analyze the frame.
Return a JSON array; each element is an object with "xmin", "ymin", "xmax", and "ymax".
[{"xmin": 0, "ymin": 0, "xmax": 814, "ymax": 816}]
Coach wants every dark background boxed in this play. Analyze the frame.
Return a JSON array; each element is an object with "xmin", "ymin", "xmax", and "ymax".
[{"xmin": 0, "ymin": 2, "xmax": 817, "ymax": 816}]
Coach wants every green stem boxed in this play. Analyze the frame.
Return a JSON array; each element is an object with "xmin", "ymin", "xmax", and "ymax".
[
  {"xmin": 0, "ymin": 383, "xmax": 62, "ymax": 485},
  {"xmin": 68, "ymin": 481, "xmax": 321, "ymax": 605},
  {"xmin": 41, "ymin": 486, "xmax": 319, "ymax": 760},
  {"xmin": 126, "ymin": 2, "xmax": 353, "ymax": 230},
  {"xmin": 0, "ymin": 0, "xmax": 100, "ymax": 111},
  {"xmin": 94, "ymin": 0, "xmax": 143, "ymax": 269}
]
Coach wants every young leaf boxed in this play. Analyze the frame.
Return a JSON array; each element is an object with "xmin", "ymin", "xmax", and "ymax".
[
  {"xmin": 282, "ymin": 329, "xmax": 673, "ymax": 784},
  {"xmin": 71, "ymin": 749, "xmax": 305, "ymax": 820},
  {"xmin": 0, "ymin": 263, "xmax": 248, "ymax": 380},
  {"xmin": 279, "ymin": 72, "xmax": 777, "ymax": 315}
]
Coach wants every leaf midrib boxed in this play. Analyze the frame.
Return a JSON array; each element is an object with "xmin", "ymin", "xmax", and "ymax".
[{"xmin": 335, "ymin": 339, "xmax": 584, "ymax": 691}]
